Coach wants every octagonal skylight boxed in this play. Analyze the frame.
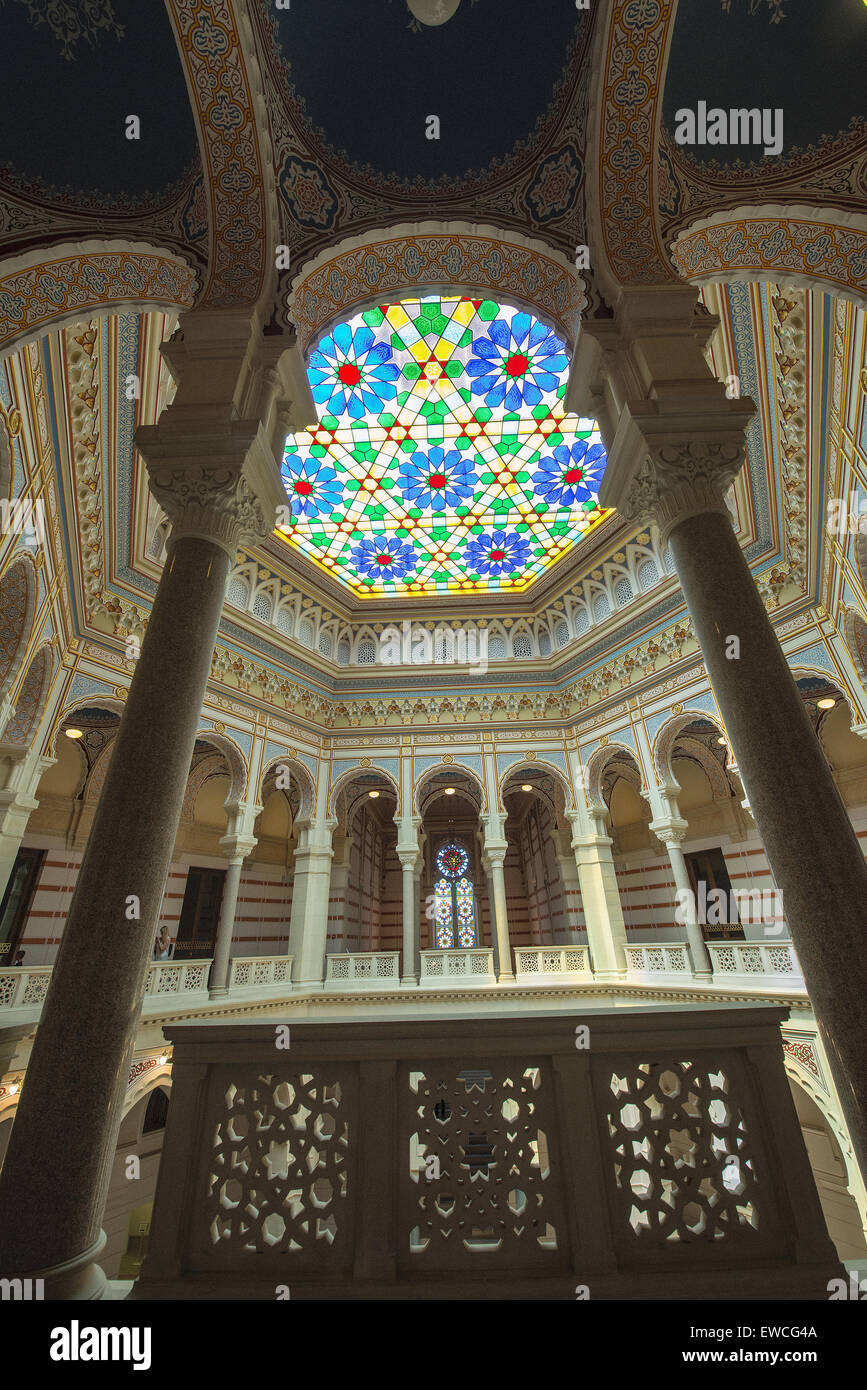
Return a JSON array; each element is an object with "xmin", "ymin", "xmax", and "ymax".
[{"xmin": 277, "ymin": 296, "xmax": 609, "ymax": 597}]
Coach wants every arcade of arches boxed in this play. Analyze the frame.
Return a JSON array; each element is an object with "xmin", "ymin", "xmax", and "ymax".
[{"xmin": 0, "ymin": 0, "xmax": 866, "ymax": 1302}]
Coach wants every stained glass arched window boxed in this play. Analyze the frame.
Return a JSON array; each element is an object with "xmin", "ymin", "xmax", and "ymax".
[{"xmin": 434, "ymin": 842, "xmax": 476, "ymax": 948}]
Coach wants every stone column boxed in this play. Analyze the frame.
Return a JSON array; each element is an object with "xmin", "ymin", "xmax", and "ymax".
[
  {"xmin": 209, "ymin": 830, "xmax": 257, "ymax": 998},
  {"xmin": 0, "ymin": 313, "xmax": 292, "ymax": 1296},
  {"xmin": 601, "ymin": 409, "xmax": 867, "ymax": 1174},
  {"xmin": 288, "ymin": 819, "xmax": 336, "ymax": 988},
  {"xmin": 397, "ymin": 851, "xmax": 420, "ymax": 984},
  {"xmin": 650, "ymin": 817, "xmax": 712, "ymax": 979},
  {"xmin": 567, "ymin": 810, "xmax": 628, "ymax": 979},
  {"xmin": 484, "ymin": 865, "xmax": 500, "ymax": 974},
  {"xmin": 483, "ymin": 843, "xmax": 514, "ymax": 982}
]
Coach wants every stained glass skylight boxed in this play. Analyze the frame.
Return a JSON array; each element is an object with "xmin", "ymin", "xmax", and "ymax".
[{"xmin": 277, "ymin": 296, "xmax": 609, "ymax": 597}]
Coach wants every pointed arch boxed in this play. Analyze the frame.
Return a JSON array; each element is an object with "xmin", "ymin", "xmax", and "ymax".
[
  {"xmin": 259, "ymin": 755, "xmax": 317, "ymax": 822},
  {"xmin": 0, "ymin": 553, "xmax": 37, "ymax": 709},
  {"xmin": 652, "ymin": 709, "xmax": 726, "ymax": 787},
  {"xmin": 413, "ymin": 761, "xmax": 486, "ymax": 817},
  {"xmin": 193, "ymin": 729, "xmax": 248, "ymax": 803},
  {"xmin": 584, "ymin": 742, "xmax": 648, "ymax": 811},
  {"xmin": 2, "ymin": 642, "xmax": 55, "ymax": 746}
]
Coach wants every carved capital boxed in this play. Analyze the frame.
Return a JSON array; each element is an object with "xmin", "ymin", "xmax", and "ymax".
[
  {"xmin": 622, "ymin": 441, "xmax": 745, "ymax": 546},
  {"xmin": 147, "ymin": 466, "xmax": 272, "ymax": 556}
]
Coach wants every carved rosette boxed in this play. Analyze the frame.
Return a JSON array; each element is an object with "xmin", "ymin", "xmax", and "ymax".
[
  {"xmin": 622, "ymin": 441, "xmax": 746, "ymax": 546},
  {"xmin": 147, "ymin": 467, "xmax": 272, "ymax": 557}
]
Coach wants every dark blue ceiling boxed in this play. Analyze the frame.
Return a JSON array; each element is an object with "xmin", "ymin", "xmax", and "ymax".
[
  {"xmin": 663, "ymin": 0, "xmax": 867, "ymax": 165},
  {"xmin": 0, "ymin": 0, "xmax": 199, "ymax": 205},
  {"xmin": 267, "ymin": 0, "xmax": 584, "ymax": 183}
]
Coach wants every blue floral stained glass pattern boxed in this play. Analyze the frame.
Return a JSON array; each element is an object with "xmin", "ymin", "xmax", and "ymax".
[
  {"xmin": 434, "ymin": 843, "xmax": 476, "ymax": 949},
  {"xmin": 278, "ymin": 297, "xmax": 609, "ymax": 597}
]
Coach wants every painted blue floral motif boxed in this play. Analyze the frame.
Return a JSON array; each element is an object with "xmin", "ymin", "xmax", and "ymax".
[
  {"xmin": 308, "ymin": 322, "xmax": 400, "ymax": 419},
  {"xmin": 463, "ymin": 530, "xmax": 533, "ymax": 577},
  {"xmin": 532, "ymin": 440, "xmax": 607, "ymax": 506},
  {"xmin": 466, "ymin": 314, "xmax": 568, "ymax": 410},
  {"xmin": 281, "ymin": 456, "xmax": 344, "ymax": 518},
  {"xmin": 351, "ymin": 536, "xmax": 417, "ymax": 580},
  {"xmin": 397, "ymin": 447, "xmax": 477, "ymax": 511}
]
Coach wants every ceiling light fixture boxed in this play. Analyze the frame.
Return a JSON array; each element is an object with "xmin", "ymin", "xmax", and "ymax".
[
  {"xmin": 65, "ymin": 727, "xmax": 84, "ymax": 739},
  {"xmin": 521, "ymin": 783, "xmax": 533, "ymax": 791},
  {"xmin": 369, "ymin": 790, "xmax": 380, "ymax": 798},
  {"xmin": 159, "ymin": 1054, "xmax": 167, "ymax": 1066},
  {"xmin": 444, "ymin": 787, "xmax": 456, "ymax": 795},
  {"xmin": 716, "ymin": 737, "xmax": 727, "ymax": 745},
  {"xmin": 407, "ymin": 0, "xmax": 462, "ymax": 25},
  {"xmin": 817, "ymin": 698, "xmax": 836, "ymax": 709}
]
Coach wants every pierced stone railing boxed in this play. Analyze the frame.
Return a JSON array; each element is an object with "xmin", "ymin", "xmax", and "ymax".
[
  {"xmin": 625, "ymin": 943, "xmax": 692, "ymax": 977},
  {"xmin": 144, "ymin": 960, "xmax": 212, "ymax": 997},
  {"xmin": 136, "ymin": 1007, "xmax": 842, "ymax": 1301},
  {"xmin": 325, "ymin": 952, "xmax": 400, "ymax": 986},
  {"xmin": 419, "ymin": 947, "xmax": 496, "ymax": 982},
  {"xmin": 707, "ymin": 941, "xmax": 804, "ymax": 987},
  {"xmin": 228, "ymin": 955, "xmax": 294, "ymax": 991},
  {"xmin": 514, "ymin": 945, "xmax": 592, "ymax": 977},
  {"xmin": 0, "ymin": 965, "xmax": 51, "ymax": 1011}
]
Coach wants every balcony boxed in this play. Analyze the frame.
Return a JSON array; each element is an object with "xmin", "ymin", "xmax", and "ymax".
[{"xmin": 0, "ymin": 939, "xmax": 808, "ymax": 1023}]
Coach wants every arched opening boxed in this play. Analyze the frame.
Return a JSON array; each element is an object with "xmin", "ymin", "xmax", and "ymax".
[
  {"xmin": 417, "ymin": 770, "xmax": 487, "ymax": 953},
  {"xmin": 501, "ymin": 766, "xmax": 579, "ymax": 948},
  {"xmin": 331, "ymin": 772, "xmax": 399, "ymax": 955},
  {"xmin": 788, "ymin": 1077, "xmax": 867, "ymax": 1263}
]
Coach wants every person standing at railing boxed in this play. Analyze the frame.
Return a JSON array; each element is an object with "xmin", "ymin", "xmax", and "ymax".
[{"xmin": 153, "ymin": 926, "xmax": 173, "ymax": 961}]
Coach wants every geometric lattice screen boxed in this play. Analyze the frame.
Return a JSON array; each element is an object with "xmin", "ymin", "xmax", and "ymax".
[
  {"xmin": 278, "ymin": 296, "xmax": 609, "ymax": 597},
  {"xmin": 606, "ymin": 1060, "xmax": 761, "ymax": 1247}
]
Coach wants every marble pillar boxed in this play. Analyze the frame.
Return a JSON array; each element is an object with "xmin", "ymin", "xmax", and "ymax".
[
  {"xmin": 650, "ymin": 817, "xmax": 712, "ymax": 978},
  {"xmin": 484, "ymin": 845, "xmax": 514, "ymax": 982},
  {"xmin": 288, "ymin": 820, "xmax": 336, "ymax": 988},
  {"xmin": 397, "ymin": 851, "xmax": 420, "ymax": 984},
  {"xmin": 568, "ymin": 812, "xmax": 628, "ymax": 979},
  {"xmin": 603, "ymin": 425, "xmax": 867, "ymax": 1175},
  {"xmin": 209, "ymin": 832, "xmax": 257, "ymax": 998},
  {"xmin": 0, "ymin": 313, "xmax": 292, "ymax": 1295}
]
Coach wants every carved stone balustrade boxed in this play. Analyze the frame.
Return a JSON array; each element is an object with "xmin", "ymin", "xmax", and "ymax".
[{"xmin": 134, "ymin": 1009, "xmax": 842, "ymax": 1300}]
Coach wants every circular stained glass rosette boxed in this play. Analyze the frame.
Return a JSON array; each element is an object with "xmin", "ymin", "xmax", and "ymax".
[
  {"xmin": 436, "ymin": 843, "xmax": 469, "ymax": 878},
  {"xmin": 277, "ymin": 296, "xmax": 609, "ymax": 597}
]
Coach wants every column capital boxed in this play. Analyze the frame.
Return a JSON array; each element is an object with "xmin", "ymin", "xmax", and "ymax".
[
  {"xmin": 482, "ymin": 843, "xmax": 507, "ymax": 870},
  {"xmin": 649, "ymin": 817, "xmax": 689, "ymax": 848},
  {"xmin": 396, "ymin": 848, "xmax": 421, "ymax": 871},
  {"xmin": 219, "ymin": 833, "xmax": 258, "ymax": 863},
  {"xmin": 139, "ymin": 440, "xmax": 283, "ymax": 558}
]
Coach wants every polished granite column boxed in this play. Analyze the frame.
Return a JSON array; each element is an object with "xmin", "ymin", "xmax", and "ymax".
[
  {"xmin": 610, "ymin": 441, "xmax": 867, "ymax": 1175},
  {"xmin": 0, "ymin": 316, "xmax": 290, "ymax": 1295}
]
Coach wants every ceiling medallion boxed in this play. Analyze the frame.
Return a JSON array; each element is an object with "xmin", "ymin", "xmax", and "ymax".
[{"xmin": 406, "ymin": 0, "xmax": 462, "ymax": 26}]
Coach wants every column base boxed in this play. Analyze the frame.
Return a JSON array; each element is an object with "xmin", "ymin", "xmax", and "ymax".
[
  {"xmin": 497, "ymin": 971, "xmax": 516, "ymax": 984},
  {"xmin": 8, "ymin": 1230, "xmax": 110, "ymax": 1301},
  {"xmin": 400, "ymin": 975, "xmax": 419, "ymax": 987},
  {"xmin": 208, "ymin": 986, "xmax": 228, "ymax": 1000}
]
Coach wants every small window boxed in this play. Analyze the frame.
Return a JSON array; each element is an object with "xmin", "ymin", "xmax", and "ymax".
[
  {"xmin": 574, "ymin": 608, "xmax": 590, "ymax": 636},
  {"xmin": 318, "ymin": 632, "xmax": 333, "ymax": 657},
  {"xmin": 143, "ymin": 1087, "xmax": 169, "ymax": 1135},
  {"xmin": 554, "ymin": 621, "xmax": 570, "ymax": 648},
  {"xmin": 513, "ymin": 634, "xmax": 532, "ymax": 658},
  {"xmin": 226, "ymin": 578, "xmax": 248, "ymax": 609},
  {"xmin": 638, "ymin": 560, "xmax": 658, "ymax": 592},
  {"xmin": 593, "ymin": 593, "xmax": 610, "ymax": 623},
  {"xmin": 615, "ymin": 578, "xmax": 633, "ymax": 607},
  {"xmin": 252, "ymin": 592, "xmax": 272, "ymax": 622},
  {"xmin": 337, "ymin": 640, "xmax": 351, "ymax": 666},
  {"xmin": 538, "ymin": 631, "xmax": 551, "ymax": 657},
  {"xmin": 358, "ymin": 639, "xmax": 376, "ymax": 665},
  {"xmin": 488, "ymin": 636, "xmax": 506, "ymax": 660},
  {"xmin": 298, "ymin": 619, "xmax": 314, "ymax": 647},
  {"xmin": 276, "ymin": 608, "xmax": 294, "ymax": 637}
]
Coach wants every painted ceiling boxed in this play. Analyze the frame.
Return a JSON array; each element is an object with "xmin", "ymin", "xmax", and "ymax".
[
  {"xmin": 0, "ymin": 0, "xmax": 199, "ymax": 205},
  {"xmin": 261, "ymin": 0, "xmax": 585, "ymax": 186},
  {"xmin": 663, "ymin": 0, "xmax": 867, "ymax": 164},
  {"xmin": 276, "ymin": 295, "xmax": 608, "ymax": 596}
]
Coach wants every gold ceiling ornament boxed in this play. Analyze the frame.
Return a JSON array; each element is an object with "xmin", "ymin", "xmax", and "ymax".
[
  {"xmin": 672, "ymin": 703, "xmax": 684, "ymax": 714},
  {"xmin": 212, "ymin": 721, "xmax": 226, "ymax": 733},
  {"xmin": 599, "ymin": 737, "xmax": 609, "ymax": 747},
  {"xmin": 114, "ymin": 687, "xmax": 127, "ymax": 700},
  {"xmin": 525, "ymin": 751, "xmax": 536, "ymax": 760},
  {"xmin": 442, "ymin": 754, "xmax": 454, "ymax": 764},
  {"xmin": 289, "ymin": 747, "xmax": 298, "ymax": 758},
  {"xmin": 360, "ymin": 757, "xmax": 372, "ymax": 768}
]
